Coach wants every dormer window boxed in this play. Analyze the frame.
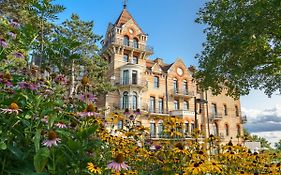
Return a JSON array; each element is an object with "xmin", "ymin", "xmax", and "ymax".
[
  {"xmin": 133, "ymin": 38, "xmax": 138, "ymax": 48},
  {"xmin": 123, "ymin": 35, "xmax": 129, "ymax": 46},
  {"xmin": 132, "ymin": 56, "xmax": 138, "ymax": 64}
]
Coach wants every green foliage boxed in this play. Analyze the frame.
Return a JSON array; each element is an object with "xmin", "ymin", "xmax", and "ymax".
[
  {"xmin": 195, "ymin": 0, "xmax": 281, "ymax": 98},
  {"xmin": 275, "ymin": 139, "xmax": 281, "ymax": 150}
]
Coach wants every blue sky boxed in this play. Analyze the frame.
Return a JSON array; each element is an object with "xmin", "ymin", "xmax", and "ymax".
[{"xmin": 56, "ymin": 0, "xmax": 281, "ymax": 145}]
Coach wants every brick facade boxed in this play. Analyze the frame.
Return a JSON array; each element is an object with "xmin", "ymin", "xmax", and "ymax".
[{"xmin": 100, "ymin": 8, "xmax": 245, "ymax": 145}]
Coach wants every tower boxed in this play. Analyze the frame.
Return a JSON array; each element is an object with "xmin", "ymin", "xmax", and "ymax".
[{"xmin": 101, "ymin": 6, "xmax": 153, "ymax": 112}]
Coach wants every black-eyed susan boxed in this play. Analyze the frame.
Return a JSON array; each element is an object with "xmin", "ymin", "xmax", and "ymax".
[{"xmin": 87, "ymin": 162, "xmax": 102, "ymax": 174}]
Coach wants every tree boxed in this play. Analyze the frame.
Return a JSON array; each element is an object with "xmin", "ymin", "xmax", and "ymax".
[
  {"xmin": 275, "ymin": 139, "xmax": 281, "ymax": 150},
  {"xmin": 250, "ymin": 135, "xmax": 271, "ymax": 149},
  {"xmin": 46, "ymin": 14, "xmax": 114, "ymax": 97},
  {"xmin": 195, "ymin": 0, "xmax": 281, "ymax": 98}
]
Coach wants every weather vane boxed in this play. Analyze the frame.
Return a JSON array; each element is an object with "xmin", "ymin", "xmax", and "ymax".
[{"xmin": 123, "ymin": 0, "xmax": 128, "ymax": 9}]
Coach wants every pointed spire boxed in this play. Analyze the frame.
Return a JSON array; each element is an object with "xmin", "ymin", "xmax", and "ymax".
[{"xmin": 123, "ymin": 0, "xmax": 128, "ymax": 9}]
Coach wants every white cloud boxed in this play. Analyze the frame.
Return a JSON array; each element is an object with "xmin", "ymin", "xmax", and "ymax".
[{"xmin": 242, "ymin": 105, "xmax": 281, "ymax": 146}]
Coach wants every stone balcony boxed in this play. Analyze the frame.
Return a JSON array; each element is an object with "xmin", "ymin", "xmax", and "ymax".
[{"xmin": 170, "ymin": 110, "xmax": 195, "ymax": 116}]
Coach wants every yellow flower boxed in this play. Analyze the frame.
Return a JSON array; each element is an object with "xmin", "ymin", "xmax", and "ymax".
[{"xmin": 87, "ymin": 162, "xmax": 102, "ymax": 174}]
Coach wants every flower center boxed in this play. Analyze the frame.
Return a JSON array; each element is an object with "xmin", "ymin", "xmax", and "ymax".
[
  {"xmin": 9, "ymin": 102, "xmax": 19, "ymax": 110},
  {"xmin": 81, "ymin": 76, "xmax": 90, "ymax": 85},
  {"xmin": 86, "ymin": 103, "xmax": 96, "ymax": 112},
  {"xmin": 48, "ymin": 131, "xmax": 57, "ymax": 140},
  {"xmin": 115, "ymin": 154, "xmax": 124, "ymax": 163}
]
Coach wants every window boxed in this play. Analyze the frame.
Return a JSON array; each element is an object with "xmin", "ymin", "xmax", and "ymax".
[
  {"xmin": 158, "ymin": 122, "xmax": 164, "ymax": 137},
  {"xmin": 122, "ymin": 91, "xmax": 129, "ymax": 109},
  {"xmin": 132, "ymin": 56, "xmax": 138, "ymax": 64},
  {"xmin": 223, "ymin": 104, "xmax": 228, "ymax": 115},
  {"xmin": 183, "ymin": 80, "xmax": 188, "ymax": 95},
  {"xmin": 237, "ymin": 125, "xmax": 241, "ymax": 136},
  {"xmin": 174, "ymin": 100, "xmax": 179, "ymax": 110},
  {"xmin": 154, "ymin": 76, "xmax": 159, "ymax": 88},
  {"xmin": 185, "ymin": 122, "xmax": 190, "ymax": 134},
  {"xmin": 132, "ymin": 92, "xmax": 138, "ymax": 110},
  {"xmin": 173, "ymin": 78, "xmax": 178, "ymax": 93},
  {"xmin": 158, "ymin": 98, "xmax": 163, "ymax": 113},
  {"xmin": 225, "ymin": 124, "xmax": 229, "ymax": 136},
  {"xmin": 150, "ymin": 96, "xmax": 155, "ymax": 113},
  {"xmin": 133, "ymin": 38, "xmax": 138, "ymax": 48},
  {"xmin": 183, "ymin": 101, "xmax": 189, "ymax": 110},
  {"xmin": 123, "ymin": 35, "xmax": 129, "ymax": 46},
  {"xmin": 214, "ymin": 123, "xmax": 219, "ymax": 136},
  {"xmin": 132, "ymin": 70, "xmax": 137, "ymax": 84},
  {"xmin": 123, "ymin": 70, "xmax": 129, "ymax": 84},
  {"xmin": 191, "ymin": 123, "xmax": 195, "ymax": 133},
  {"xmin": 235, "ymin": 105, "xmax": 239, "ymax": 116},
  {"xmin": 123, "ymin": 54, "xmax": 129, "ymax": 62},
  {"xmin": 211, "ymin": 103, "xmax": 217, "ymax": 115},
  {"xmin": 117, "ymin": 120, "xmax": 123, "ymax": 129},
  {"xmin": 150, "ymin": 123, "xmax": 156, "ymax": 138}
]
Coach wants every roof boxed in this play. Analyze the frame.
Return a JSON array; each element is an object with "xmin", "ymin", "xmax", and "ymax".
[{"xmin": 114, "ymin": 8, "xmax": 144, "ymax": 34}]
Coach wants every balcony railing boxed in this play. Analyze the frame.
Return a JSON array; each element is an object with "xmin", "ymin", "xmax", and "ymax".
[
  {"xmin": 170, "ymin": 89, "xmax": 194, "ymax": 98},
  {"xmin": 170, "ymin": 110, "xmax": 195, "ymax": 116},
  {"xmin": 102, "ymin": 37, "xmax": 154, "ymax": 53},
  {"xmin": 209, "ymin": 113, "xmax": 223, "ymax": 121},
  {"xmin": 116, "ymin": 78, "xmax": 148, "ymax": 88}
]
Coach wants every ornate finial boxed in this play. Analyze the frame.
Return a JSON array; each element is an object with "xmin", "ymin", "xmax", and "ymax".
[{"xmin": 123, "ymin": 0, "xmax": 128, "ymax": 9}]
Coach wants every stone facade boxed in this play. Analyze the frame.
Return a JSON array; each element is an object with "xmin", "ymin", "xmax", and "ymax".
[{"xmin": 100, "ymin": 7, "xmax": 246, "ymax": 145}]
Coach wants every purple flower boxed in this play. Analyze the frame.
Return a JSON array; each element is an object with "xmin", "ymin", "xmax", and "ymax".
[
  {"xmin": 13, "ymin": 51, "xmax": 24, "ymax": 59},
  {"xmin": 154, "ymin": 145, "xmax": 162, "ymax": 151},
  {"xmin": 134, "ymin": 108, "xmax": 141, "ymax": 115},
  {"xmin": 54, "ymin": 75, "xmax": 67, "ymax": 85},
  {"xmin": 4, "ymin": 81, "xmax": 13, "ymax": 87},
  {"xmin": 8, "ymin": 31, "xmax": 16, "ymax": 39},
  {"xmin": 10, "ymin": 19, "xmax": 20, "ymax": 28},
  {"xmin": 123, "ymin": 108, "xmax": 130, "ymax": 115},
  {"xmin": 107, "ymin": 154, "xmax": 129, "ymax": 172},
  {"xmin": 78, "ymin": 92, "xmax": 97, "ymax": 103},
  {"xmin": 17, "ymin": 81, "xmax": 38, "ymax": 90},
  {"xmin": 55, "ymin": 122, "xmax": 67, "ymax": 129},
  {"xmin": 42, "ymin": 130, "xmax": 61, "ymax": 148},
  {"xmin": 0, "ymin": 38, "xmax": 8, "ymax": 48},
  {"xmin": 129, "ymin": 115, "xmax": 135, "ymax": 121}
]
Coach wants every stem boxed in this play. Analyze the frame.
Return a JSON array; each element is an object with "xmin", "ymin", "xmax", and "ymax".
[
  {"xmin": 1, "ymin": 156, "xmax": 6, "ymax": 175},
  {"xmin": 52, "ymin": 148, "xmax": 55, "ymax": 174}
]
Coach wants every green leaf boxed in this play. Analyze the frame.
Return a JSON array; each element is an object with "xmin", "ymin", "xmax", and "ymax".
[
  {"xmin": 0, "ymin": 141, "xmax": 7, "ymax": 150},
  {"xmin": 34, "ymin": 148, "xmax": 50, "ymax": 173}
]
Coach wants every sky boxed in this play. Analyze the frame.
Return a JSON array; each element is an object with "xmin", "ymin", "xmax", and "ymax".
[{"xmin": 56, "ymin": 0, "xmax": 281, "ymax": 146}]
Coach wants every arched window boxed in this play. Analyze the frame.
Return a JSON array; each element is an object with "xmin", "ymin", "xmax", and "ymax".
[
  {"xmin": 183, "ymin": 80, "xmax": 188, "ymax": 95},
  {"xmin": 132, "ymin": 56, "xmax": 138, "ymax": 64},
  {"xmin": 225, "ymin": 124, "xmax": 229, "ymax": 136},
  {"xmin": 123, "ymin": 35, "xmax": 129, "ymax": 46},
  {"xmin": 150, "ymin": 123, "xmax": 156, "ymax": 138},
  {"xmin": 173, "ymin": 78, "xmax": 178, "ymax": 93},
  {"xmin": 133, "ymin": 38, "xmax": 138, "ymax": 48},
  {"xmin": 132, "ymin": 92, "xmax": 138, "ymax": 110},
  {"xmin": 237, "ymin": 125, "xmax": 241, "ymax": 136},
  {"xmin": 122, "ymin": 91, "xmax": 129, "ymax": 109},
  {"xmin": 214, "ymin": 123, "xmax": 219, "ymax": 136}
]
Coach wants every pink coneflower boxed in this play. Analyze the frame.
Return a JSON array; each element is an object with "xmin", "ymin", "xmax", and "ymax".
[
  {"xmin": 76, "ymin": 111, "xmax": 97, "ymax": 118},
  {"xmin": 55, "ymin": 122, "xmax": 67, "ymax": 129},
  {"xmin": 134, "ymin": 108, "xmax": 141, "ymax": 115},
  {"xmin": 123, "ymin": 108, "xmax": 130, "ymax": 115},
  {"xmin": 13, "ymin": 51, "xmax": 24, "ymax": 59},
  {"xmin": 0, "ymin": 38, "xmax": 8, "ymax": 48},
  {"xmin": 17, "ymin": 81, "xmax": 38, "ymax": 90},
  {"xmin": 42, "ymin": 130, "xmax": 61, "ymax": 148},
  {"xmin": 78, "ymin": 92, "xmax": 97, "ymax": 103},
  {"xmin": 41, "ymin": 116, "xmax": 49, "ymax": 124},
  {"xmin": 7, "ymin": 31, "xmax": 16, "ymax": 39},
  {"xmin": 107, "ymin": 154, "xmax": 129, "ymax": 172},
  {"xmin": 0, "ymin": 102, "xmax": 22, "ymax": 114},
  {"xmin": 54, "ymin": 75, "xmax": 67, "ymax": 85},
  {"xmin": 10, "ymin": 19, "xmax": 20, "ymax": 28}
]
